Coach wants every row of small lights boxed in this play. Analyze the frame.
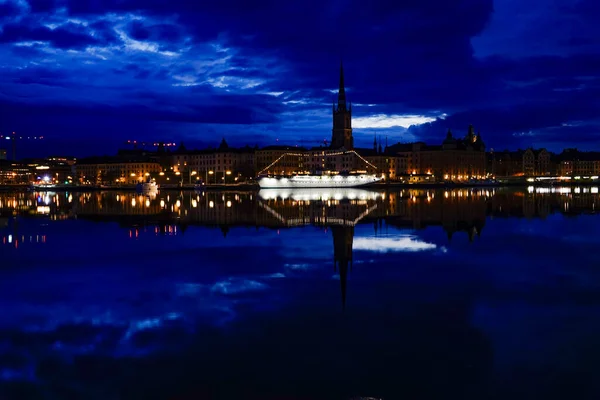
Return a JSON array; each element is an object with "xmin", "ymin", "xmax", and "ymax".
[{"xmin": 258, "ymin": 150, "xmax": 378, "ymax": 175}]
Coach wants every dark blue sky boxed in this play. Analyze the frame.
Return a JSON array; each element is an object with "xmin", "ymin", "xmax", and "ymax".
[{"xmin": 1, "ymin": 0, "xmax": 599, "ymax": 157}]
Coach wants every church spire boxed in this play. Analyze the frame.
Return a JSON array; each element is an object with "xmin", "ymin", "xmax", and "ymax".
[{"xmin": 337, "ymin": 60, "xmax": 346, "ymax": 110}]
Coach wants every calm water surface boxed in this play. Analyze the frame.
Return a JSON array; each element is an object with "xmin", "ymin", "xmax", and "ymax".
[{"xmin": 1, "ymin": 187, "xmax": 600, "ymax": 399}]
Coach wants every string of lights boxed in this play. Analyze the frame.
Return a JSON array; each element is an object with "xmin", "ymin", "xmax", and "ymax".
[{"xmin": 257, "ymin": 150, "xmax": 378, "ymax": 175}]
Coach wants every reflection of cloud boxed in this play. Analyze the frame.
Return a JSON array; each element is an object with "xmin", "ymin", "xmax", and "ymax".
[
  {"xmin": 263, "ymin": 273, "xmax": 286, "ymax": 279},
  {"xmin": 353, "ymin": 236, "xmax": 437, "ymax": 252},
  {"xmin": 284, "ymin": 263, "xmax": 314, "ymax": 271},
  {"xmin": 211, "ymin": 278, "xmax": 268, "ymax": 295}
]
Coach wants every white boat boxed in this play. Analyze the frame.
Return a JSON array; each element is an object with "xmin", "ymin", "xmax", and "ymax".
[
  {"xmin": 136, "ymin": 181, "xmax": 159, "ymax": 193},
  {"xmin": 257, "ymin": 174, "xmax": 382, "ymax": 189}
]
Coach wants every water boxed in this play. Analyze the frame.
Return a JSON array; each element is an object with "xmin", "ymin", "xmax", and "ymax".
[{"xmin": 1, "ymin": 187, "xmax": 600, "ymax": 399}]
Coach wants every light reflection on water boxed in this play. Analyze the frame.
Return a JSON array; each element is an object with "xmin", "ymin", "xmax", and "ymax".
[{"xmin": 1, "ymin": 187, "xmax": 600, "ymax": 398}]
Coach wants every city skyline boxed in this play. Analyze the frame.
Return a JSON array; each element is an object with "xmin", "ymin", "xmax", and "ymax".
[{"xmin": 1, "ymin": 1, "xmax": 599, "ymax": 158}]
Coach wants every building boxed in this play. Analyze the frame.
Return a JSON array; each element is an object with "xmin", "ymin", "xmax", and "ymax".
[
  {"xmin": 386, "ymin": 126, "xmax": 487, "ymax": 180},
  {"xmin": 171, "ymin": 139, "xmax": 257, "ymax": 184},
  {"xmin": 523, "ymin": 148, "xmax": 551, "ymax": 176},
  {"xmin": 356, "ymin": 136, "xmax": 397, "ymax": 179},
  {"xmin": 0, "ymin": 161, "xmax": 32, "ymax": 184},
  {"xmin": 488, "ymin": 150, "xmax": 524, "ymax": 177},
  {"xmin": 557, "ymin": 149, "xmax": 600, "ymax": 176},
  {"xmin": 255, "ymin": 145, "xmax": 305, "ymax": 176},
  {"xmin": 76, "ymin": 156, "xmax": 161, "ymax": 185},
  {"xmin": 168, "ymin": 141, "xmax": 259, "ymax": 179},
  {"xmin": 489, "ymin": 148, "xmax": 553, "ymax": 177}
]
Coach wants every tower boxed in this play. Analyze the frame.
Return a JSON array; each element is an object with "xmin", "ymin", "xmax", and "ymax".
[{"xmin": 331, "ymin": 61, "xmax": 353, "ymax": 150}]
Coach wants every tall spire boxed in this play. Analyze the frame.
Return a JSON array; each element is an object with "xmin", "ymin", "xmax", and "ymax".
[{"xmin": 337, "ymin": 60, "xmax": 346, "ymax": 110}]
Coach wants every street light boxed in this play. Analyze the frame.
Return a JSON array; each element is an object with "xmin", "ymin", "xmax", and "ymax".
[{"xmin": 207, "ymin": 170, "xmax": 214, "ymax": 185}]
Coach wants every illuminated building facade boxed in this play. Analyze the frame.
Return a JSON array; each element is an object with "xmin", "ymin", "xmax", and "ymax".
[
  {"xmin": 384, "ymin": 126, "xmax": 487, "ymax": 180},
  {"xmin": 490, "ymin": 148, "xmax": 554, "ymax": 177},
  {"xmin": 76, "ymin": 157, "xmax": 162, "ymax": 185},
  {"xmin": 557, "ymin": 149, "xmax": 600, "ymax": 176},
  {"xmin": 171, "ymin": 139, "xmax": 256, "ymax": 183}
]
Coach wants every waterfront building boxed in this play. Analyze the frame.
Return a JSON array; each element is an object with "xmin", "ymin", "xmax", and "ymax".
[
  {"xmin": 171, "ymin": 139, "xmax": 256, "ymax": 184},
  {"xmin": 489, "ymin": 148, "xmax": 554, "ymax": 177},
  {"xmin": 384, "ymin": 126, "xmax": 487, "ymax": 180},
  {"xmin": 254, "ymin": 145, "xmax": 302, "ymax": 176},
  {"xmin": 76, "ymin": 156, "xmax": 161, "ymax": 185},
  {"xmin": 557, "ymin": 149, "xmax": 600, "ymax": 176}
]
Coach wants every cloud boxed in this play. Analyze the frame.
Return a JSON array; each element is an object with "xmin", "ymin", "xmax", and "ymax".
[
  {"xmin": 0, "ymin": 0, "xmax": 599, "ymax": 156},
  {"xmin": 353, "ymin": 114, "xmax": 438, "ymax": 129},
  {"xmin": 0, "ymin": 21, "xmax": 115, "ymax": 49}
]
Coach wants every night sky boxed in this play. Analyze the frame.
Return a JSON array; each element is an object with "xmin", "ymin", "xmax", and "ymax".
[{"xmin": 1, "ymin": 0, "xmax": 599, "ymax": 158}]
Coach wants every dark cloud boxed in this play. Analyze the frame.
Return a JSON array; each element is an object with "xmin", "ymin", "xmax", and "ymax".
[
  {"xmin": 27, "ymin": 0, "xmax": 59, "ymax": 14},
  {"xmin": 0, "ymin": 96, "xmax": 281, "ymax": 125},
  {"xmin": 88, "ymin": 19, "xmax": 119, "ymax": 43},
  {"xmin": 0, "ymin": 0, "xmax": 599, "ymax": 156},
  {"xmin": 0, "ymin": 21, "xmax": 111, "ymax": 49},
  {"xmin": 125, "ymin": 20, "xmax": 182, "ymax": 43},
  {"xmin": 0, "ymin": 0, "xmax": 21, "ymax": 18}
]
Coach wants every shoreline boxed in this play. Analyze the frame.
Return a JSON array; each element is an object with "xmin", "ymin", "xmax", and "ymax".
[{"xmin": 1, "ymin": 180, "xmax": 599, "ymax": 192}]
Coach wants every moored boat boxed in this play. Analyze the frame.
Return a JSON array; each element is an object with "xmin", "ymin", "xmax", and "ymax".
[{"xmin": 136, "ymin": 180, "xmax": 159, "ymax": 193}]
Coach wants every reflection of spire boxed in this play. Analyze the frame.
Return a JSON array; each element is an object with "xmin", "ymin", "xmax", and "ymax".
[
  {"xmin": 332, "ymin": 226, "xmax": 354, "ymax": 310},
  {"xmin": 220, "ymin": 225, "xmax": 230, "ymax": 238}
]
